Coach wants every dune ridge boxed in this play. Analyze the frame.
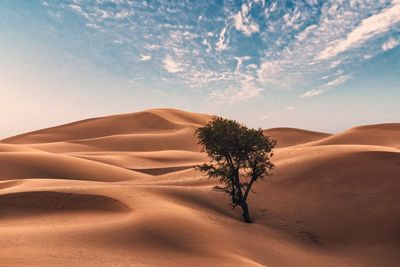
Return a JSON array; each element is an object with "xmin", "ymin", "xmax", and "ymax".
[
  {"xmin": 263, "ymin": 127, "xmax": 331, "ymax": 148},
  {"xmin": 1, "ymin": 109, "xmax": 211, "ymax": 144},
  {"xmin": 0, "ymin": 109, "xmax": 399, "ymax": 267},
  {"xmin": 305, "ymin": 123, "xmax": 400, "ymax": 148}
]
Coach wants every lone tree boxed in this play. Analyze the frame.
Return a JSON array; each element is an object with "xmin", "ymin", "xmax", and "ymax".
[{"xmin": 195, "ymin": 117, "xmax": 276, "ymax": 223}]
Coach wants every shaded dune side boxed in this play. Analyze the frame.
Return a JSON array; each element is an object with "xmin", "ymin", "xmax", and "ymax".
[
  {"xmin": 256, "ymin": 146, "xmax": 400, "ymax": 245},
  {"xmin": 307, "ymin": 123, "xmax": 400, "ymax": 148},
  {"xmin": 68, "ymin": 127, "xmax": 202, "ymax": 152},
  {"xmin": 263, "ymin": 128, "xmax": 331, "ymax": 148},
  {"xmin": 0, "ymin": 191, "xmax": 131, "ymax": 215},
  {"xmin": 131, "ymin": 166, "xmax": 195, "ymax": 176},
  {"xmin": 101, "ymin": 212, "xmax": 219, "ymax": 254},
  {"xmin": 17, "ymin": 128, "xmax": 202, "ymax": 153},
  {"xmin": 67, "ymin": 150, "xmax": 209, "ymax": 170},
  {"xmin": 0, "ymin": 152, "xmax": 149, "ymax": 182},
  {"xmin": 1, "ymin": 109, "xmax": 212, "ymax": 144}
]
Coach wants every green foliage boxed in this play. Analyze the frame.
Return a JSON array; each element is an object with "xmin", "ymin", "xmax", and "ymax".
[{"xmin": 195, "ymin": 116, "xmax": 276, "ymax": 223}]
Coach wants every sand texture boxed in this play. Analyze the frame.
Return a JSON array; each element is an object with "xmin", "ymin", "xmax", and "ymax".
[{"xmin": 0, "ymin": 108, "xmax": 399, "ymax": 266}]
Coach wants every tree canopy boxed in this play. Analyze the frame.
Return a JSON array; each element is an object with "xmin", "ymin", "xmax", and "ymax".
[{"xmin": 195, "ymin": 116, "xmax": 276, "ymax": 223}]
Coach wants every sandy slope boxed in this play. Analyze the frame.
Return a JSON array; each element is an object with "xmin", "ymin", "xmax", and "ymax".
[
  {"xmin": 305, "ymin": 123, "xmax": 400, "ymax": 148},
  {"xmin": 0, "ymin": 109, "xmax": 399, "ymax": 267},
  {"xmin": 263, "ymin": 127, "xmax": 331, "ymax": 148}
]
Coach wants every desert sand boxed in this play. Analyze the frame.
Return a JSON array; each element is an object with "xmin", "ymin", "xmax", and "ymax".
[{"xmin": 0, "ymin": 108, "xmax": 399, "ymax": 266}]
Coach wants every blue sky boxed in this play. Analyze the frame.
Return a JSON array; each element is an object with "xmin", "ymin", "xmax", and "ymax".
[{"xmin": 1, "ymin": 0, "xmax": 399, "ymax": 138}]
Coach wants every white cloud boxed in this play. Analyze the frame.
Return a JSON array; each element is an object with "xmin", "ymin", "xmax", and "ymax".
[
  {"xmin": 283, "ymin": 9, "xmax": 302, "ymax": 30},
  {"xmin": 233, "ymin": 3, "xmax": 260, "ymax": 36},
  {"xmin": 259, "ymin": 105, "xmax": 295, "ymax": 121},
  {"xmin": 216, "ymin": 26, "xmax": 229, "ymax": 51},
  {"xmin": 296, "ymin": 24, "xmax": 317, "ymax": 42},
  {"xmin": 202, "ymin": 38, "xmax": 212, "ymax": 52},
  {"xmin": 208, "ymin": 74, "xmax": 262, "ymax": 104},
  {"xmin": 69, "ymin": 4, "xmax": 82, "ymax": 12},
  {"xmin": 363, "ymin": 54, "xmax": 373, "ymax": 59},
  {"xmin": 317, "ymin": 2, "xmax": 400, "ymax": 60},
  {"xmin": 229, "ymin": 74, "xmax": 263, "ymax": 103},
  {"xmin": 230, "ymin": 82, "xmax": 262, "ymax": 103},
  {"xmin": 234, "ymin": 56, "xmax": 251, "ymax": 72},
  {"xmin": 115, "ymin": 10, "xmax": 130, "ymax": 19},
  {"xmin": 55, "ymin": 0, "xmax": 397, "ymax": 104},
  {"xmin": 382, "ymin": 37, "xmax": 399, "ymax": 51},
  {"xmin": 144, "ymin": 44, "xmax": 162, "ymax": 50},
  {"xmin": 139, "ymin": 54, "xmax": 151, "ymax": 61},
  {"xmin": 265, "ymin": 2, "xmax": 277, "ymax": 15},
  {"xmin": 300, "ymin": 89, "xmax": 323, "ymax": 98},
  {"xmin": 300, "ymin": 75, "xmax": 352, "ymax": 98},
  {"xmin": 163, "ymin": 55, "xmax": 183, "ymax": 73}
]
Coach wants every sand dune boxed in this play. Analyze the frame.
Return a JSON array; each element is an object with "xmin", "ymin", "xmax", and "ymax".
[
  {"xmin": 0, "ymin": 191, "xmax": 131, "ymax": 216},
  {"xmin": 0, "ymin": 143, "xmax": 40, "ymax": 152},
  {"xmin": 67, "ymin": 150, "xmax": 208, "ymax": 169},
  {"xmin": 1, "ymin": 109, "xmax": 211, "ymax": 154},
  {"xmin": 2, "ymin": 109, "xmax": 211, "ymax": 144},
  {"xmin": 263, "ymin": 127, "xmax": 331, "ymax": 148},
  {"xmin": 306, "ymin": 123, "xmax": 400, "ymax": 148},
  {"xmin": 0, "ymin": 151, "xmax": 149, "ymax": 182},
  {"xmin": 263, "ymin": 145, "xmax": 400, "ymax": 245},
  {"xmin": 0, "ymin": 109, "xmax": 399, "ymax": 266}
]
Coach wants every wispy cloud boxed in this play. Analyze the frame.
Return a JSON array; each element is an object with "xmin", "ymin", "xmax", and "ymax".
[
  {"xmin": 317, "ymin": 2, "xmax": 400, "ymax": 60},
  {"xmin": 44, "ymin": 0, "xmax": 398, "ymax": 103},
  {"xmin": 233, "ymin": 3, "xmax": 260, "ymax": 36},
  {"xmin": 69, "ymin": 4, "xmax": 82, "ymax": 13},
  {"xmin": 230, "ymin": 77, "xmax": 262, "ymax": 103},
  {"xmin": 216, "ymin": 26, "xmax": 229, "ymax": 51},
  {"xmin": 382, "ymin": 37, "xmax": 399, "ymax": 51},
  {"xmin": 259, "ymin": 105, "xmax": 295, "ymax": 121},
  {"xmin": 234, "ymin": 56, "xmax": 251, "ymax": 72},
  {"xmin": 300, "ymin": 74, "xmax": 352, "ymax": 98},
  {"xmin": 163, "ymin": 55, "xmax": 183, "ymax": 73},
  {"xmin": 139, "ymin": 55, "xmax": 151, "ymax": 61}
]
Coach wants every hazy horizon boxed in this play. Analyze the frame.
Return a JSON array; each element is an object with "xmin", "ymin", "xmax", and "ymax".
[{"xmin": 1, "ymin": 0, "xmax": 399, "ymax": 138}]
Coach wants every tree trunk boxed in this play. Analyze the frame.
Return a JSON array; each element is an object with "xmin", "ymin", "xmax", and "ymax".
[{"xmin": 241, "ymin": 202, "xmax": 252, "ymax": 223}]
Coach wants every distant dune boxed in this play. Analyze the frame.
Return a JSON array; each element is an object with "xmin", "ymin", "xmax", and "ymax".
[
  {"xmin": 263, "ymin": 127, "xmax": 331, "ymax": 148},
  {"xmin": 0, "ymin": 109, "xmax": 399, "ymax": 267},
  {"xmin": 305, "ymin": 123, "xmax": 400, "ymax": 148}
]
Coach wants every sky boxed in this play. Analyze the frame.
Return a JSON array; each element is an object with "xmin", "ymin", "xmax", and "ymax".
[{"xmin": 1, "ymin": 0, "xmax": 399, "ymax": 138}]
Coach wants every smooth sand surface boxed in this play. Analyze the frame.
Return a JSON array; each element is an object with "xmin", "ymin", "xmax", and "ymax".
[
  {"xmin": 0, "ymin": 109, "xmax": 399, "ymax": 266},
  {"xmin": 263, "ymin": 127, "xmax": 331, "ymax": 148}
]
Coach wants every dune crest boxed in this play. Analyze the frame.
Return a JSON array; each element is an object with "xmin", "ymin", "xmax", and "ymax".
[
  {"xmin": 1, "ymin": 109, "xmax": 211, "ymax": 144},
  {"xmin": 306, "ymin": 123, "xmax": 400, "ymax": 148},
  {"xmin": 263, "ymin": 127, "xmax": 331, "ymax": 148}
]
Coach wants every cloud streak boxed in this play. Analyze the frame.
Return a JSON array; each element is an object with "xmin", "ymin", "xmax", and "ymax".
[
  {"xmin": 139, "ymin": 55, "xmax": 151, "ymax": 61},
  {"xmin": 300, "ymin": 75, "xmax": 352, "ymax": 98},
  {"xmin": 382, "ymin": 37, "xmax": 399, "ymax": 51},
  {"xmin": 317, "ymin": 1, "xmax": 400, "ymax": 60},
  {"xmin": 163, "ymin": 55, "xmax": 183, "ymax": 73}
]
